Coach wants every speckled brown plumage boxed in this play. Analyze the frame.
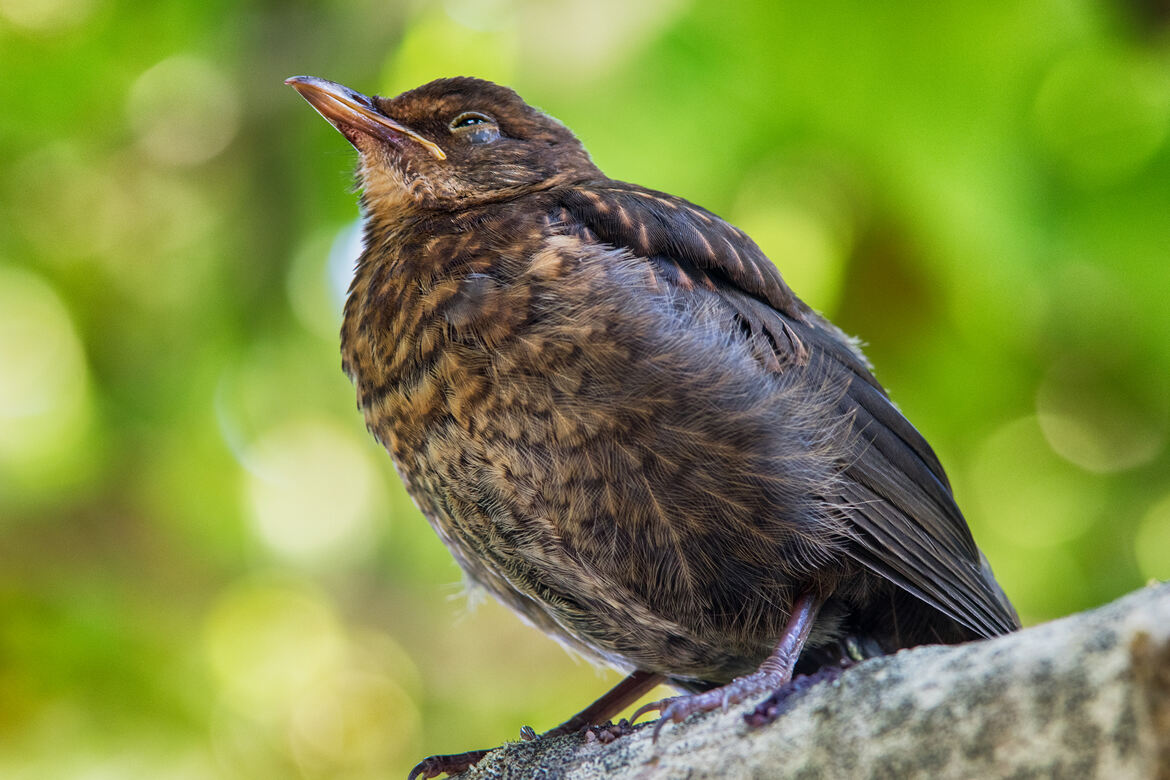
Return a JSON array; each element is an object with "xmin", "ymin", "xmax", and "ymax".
[{"xmin": 287, "ymin": 75, "xmax": 1020, "ymax": 778}]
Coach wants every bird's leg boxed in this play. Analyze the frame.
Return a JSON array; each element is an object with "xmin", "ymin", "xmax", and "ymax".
[
  {"xmin": 407, "ymin": 670, "xmax": 663, "ymax": 780},
  {"xmin": 632, "ymin": 593, "xmax": 820, "ymax": 740}
]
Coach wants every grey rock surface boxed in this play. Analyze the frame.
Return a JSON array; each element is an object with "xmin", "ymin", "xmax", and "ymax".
[{"xmin": 455, "ymin": 582, "xmax": 1170, "ymax": 779}]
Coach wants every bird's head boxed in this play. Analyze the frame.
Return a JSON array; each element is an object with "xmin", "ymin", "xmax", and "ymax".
[{"xmin": 287, "ymin": 75, "xmax": 601, "ymax": 218}]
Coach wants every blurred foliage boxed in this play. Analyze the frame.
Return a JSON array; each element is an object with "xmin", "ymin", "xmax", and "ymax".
[{"xmin": 1, "ymin": 0, "xmax": 1169, "ymax": 777}]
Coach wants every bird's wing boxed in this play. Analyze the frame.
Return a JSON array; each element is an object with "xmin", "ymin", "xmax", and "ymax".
[{"xmin": 555, "ymin": 182, "xmax": 1019, "ymax": 638}]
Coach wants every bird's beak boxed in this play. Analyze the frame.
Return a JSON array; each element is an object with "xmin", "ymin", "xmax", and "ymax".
[{"xmin": 285, "ymin": 76, "xmax": 447, "ymax": 161}]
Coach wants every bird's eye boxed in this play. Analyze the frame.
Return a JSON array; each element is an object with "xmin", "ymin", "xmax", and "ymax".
[
  {"xmin": 449, "ymin": 112, "xmax": 500, "ymax": 143},
  {"xmin": 450, "ymin": 112, "xmax": 490, "ymax": 129}
]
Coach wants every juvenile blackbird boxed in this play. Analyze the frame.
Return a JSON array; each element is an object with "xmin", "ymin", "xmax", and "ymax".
[{"xmin": 287, "ymin": 75, "xmax": 1020, "ymax": 778}]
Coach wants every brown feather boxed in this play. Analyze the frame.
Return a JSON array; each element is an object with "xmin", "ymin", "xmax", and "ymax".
[{"xmin": 298, "ymin": 74, "xmax": 1019, "ymax": 692}]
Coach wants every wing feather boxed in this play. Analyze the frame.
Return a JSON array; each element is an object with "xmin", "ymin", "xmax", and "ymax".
[{"xmin": 557, "ymin": 182, "xmax": 1019, "ymax": 638}]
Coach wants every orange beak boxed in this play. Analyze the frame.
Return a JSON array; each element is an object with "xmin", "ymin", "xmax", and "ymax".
[{"xmin": 286, "ymin": 76, "xmax": 446, "ymax": 161}]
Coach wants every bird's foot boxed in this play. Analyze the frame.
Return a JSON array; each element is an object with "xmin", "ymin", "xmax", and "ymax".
[
  {"xmin": 632, "ymin": 594, "xmax": 821, "ymax": 740},
  {"xmin": 407, "ymin": 748, "xmax": 490, "ymax": 780},
  {"xmin": 743, "ymin": 664, "xmax": 846, "ymax": 727},
  {"xmin": 632, "ymin": 668, "xmax": 787, "ymax": 740}
]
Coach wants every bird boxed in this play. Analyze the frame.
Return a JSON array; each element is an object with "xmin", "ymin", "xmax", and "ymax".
[{"xmin": 286, "ymin": 74, "xmax": 1020, "ymax": 780}]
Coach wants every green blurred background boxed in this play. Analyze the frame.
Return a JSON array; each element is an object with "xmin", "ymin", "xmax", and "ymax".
[{"xmin": 2, "ymin": 0, "xmax": 1169, "ymax": 777}]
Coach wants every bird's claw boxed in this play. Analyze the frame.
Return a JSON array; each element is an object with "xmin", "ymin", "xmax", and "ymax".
[
  {"xmin": 406, "ymin": 749, "xmax": 489, "ymax": 780},
  {"xmin": 744, "ymin": 664, "xmax": 846, "ymax": 727},
  {"xmin": 631, "ymin": 671, "xmax": 785, "ymax": 741},
  {"xmin": 630, "ymin": 697, "xmax": 668, "ymax": 725}
]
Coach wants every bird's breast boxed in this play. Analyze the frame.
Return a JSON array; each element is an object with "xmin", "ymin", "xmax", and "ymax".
[{"xmin": 340, "ymin": 224, "xmax": 857, "ymax": 679}]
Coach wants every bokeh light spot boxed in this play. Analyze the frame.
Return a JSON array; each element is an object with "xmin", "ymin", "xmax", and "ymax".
[
  {"xmin": 737, "ymin": 203, "xmax": 845, "ymax": 312},
  {"xmin": 127, "ymin": 55, "xmax": 240, "ymax": 167},
  {"xmin": 516, "ymin": 0, "xmax": 687, "ymax": 83},
  {"xmin": 286, "ymin": 221, "xmax": 357, "ymax": 342},
  {"xmin": 0, "ymin": 0, "xmax": 94, "ymax": 32},
  {"xmin": 968, "ymin": 416, "xmax": 1105, "ymax": 549},
  {"xmin": 9, "ymin": 144, "xmax": 114, "ymax": 263},
  {"xmin": 731, "ymin": 158, "xmax": 855, "ymax": 313},
  {"xmin": 442, "ymin": 0, "xmax": 517, "ymax": 31},
  {"xmin": 328, "ymin": 218, "xmax": 364, "ymax": 311},
  {"xmin": 290, "ymin": 670, "xmax": 420, "ymax": 773},
  {"xmin": 384, "ymin": 11, "xmax": 517, "ymax": 96},
  {"xmin": 204, "ymin": 578, "xmax": 346, "ymax": 717},
  {"xmin": 0, "ymin": 265, "xmax": 92, "ymax": 485},
  {"xmin": 8, "ymin": 145, "xmax": 216, "ymax": 309},
  {"xmin": 1135, "ymin": 494, "xmax": 1170, "ymax": 582},
  {"xmin": 1036, "ymin": 358, "xmax": 1165, "ymax": 473},
  {"xmin": 1032, "ymin": 48, "xmax": 1170, "ymax": 186},
  {"xmin": 242, "ymin": 420, "xmax": 382, "ymax": 567},
  {"xmin": 206, "ymin": 583, "xmax": 423, "ymax": 776}
]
